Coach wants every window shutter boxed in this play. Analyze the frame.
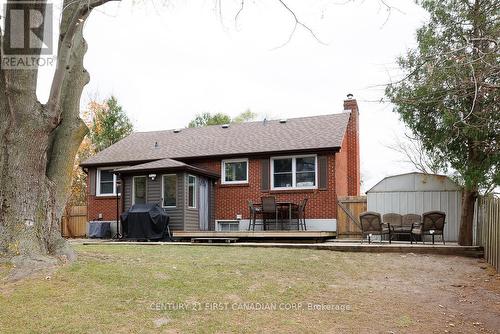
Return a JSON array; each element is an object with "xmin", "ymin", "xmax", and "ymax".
[
  {"xmin": 318, "ymin": 156, "xmax": 328, "ymax": 190},
  {"xmin": 89, "ymin": 168, "xmax": 96, "ymax": 196},
  {"xmin": 261, "ymin": 159, "xmax": 270, "ymax": 191}
]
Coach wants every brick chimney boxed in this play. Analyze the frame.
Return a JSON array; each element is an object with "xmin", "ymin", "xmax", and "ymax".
[{"xmin": 343, "ymin": 94, "xmax": 360, "ymax": 196}]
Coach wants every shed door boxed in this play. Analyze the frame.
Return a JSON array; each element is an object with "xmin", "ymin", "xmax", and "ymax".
[{"xmin": 199, "ymin": 178, "xmax": 209, "ymax": 230}]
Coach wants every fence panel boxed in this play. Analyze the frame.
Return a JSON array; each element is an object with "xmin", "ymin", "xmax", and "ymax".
[
  {"xmin": 475, "ymin": 196, "xmax": 500, "ymax": 272},
  {"xmin": 337, "ymin": 196, "xmax": 366, "ymax": 239},
  {"xmin": 61, "ymin": 205, "xmax": 88, "ymax": 238}
]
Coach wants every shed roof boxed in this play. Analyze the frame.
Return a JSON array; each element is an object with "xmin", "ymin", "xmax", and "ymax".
[
  {"xmin": 81, "ymin": 112, "xmax": 351, "ymax": 167},
  {"xmin": 366, "ymin": 172, "xmax": 461, "ymax": 193}
]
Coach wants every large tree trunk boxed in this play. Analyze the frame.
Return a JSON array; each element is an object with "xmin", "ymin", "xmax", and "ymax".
[
  {"xmin": 0, "ymin": 103, "xmax": 67, "ymax": 274},
  {"xmin": 458, "ymin": 188, "xmax": 477, "ymax": 246},
  {"xmin": 0, "ymin": 0, "xmax": 114, "ymax": 280}
]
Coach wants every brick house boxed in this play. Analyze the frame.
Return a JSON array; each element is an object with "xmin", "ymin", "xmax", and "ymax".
[{"xmin": 80, "ymin": 97, "xmax": 361, "ymax": 233}]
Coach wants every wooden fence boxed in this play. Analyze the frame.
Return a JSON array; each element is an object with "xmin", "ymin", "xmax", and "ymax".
[
  {"xmin": 61, "ymin": 205, "xmax": 88, "ymax": 238},
  {"xmin": 474, "ymin": 196, "xmax": 500, "ymax": 272},
  {"xmin": 336, "ymin": 196, "xmax": 366, "ymax": 239}
]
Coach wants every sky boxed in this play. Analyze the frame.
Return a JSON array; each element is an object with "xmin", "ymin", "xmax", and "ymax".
[{"xmin": 34, "ymin": 0, "xmax": 430, "ymax": 193}]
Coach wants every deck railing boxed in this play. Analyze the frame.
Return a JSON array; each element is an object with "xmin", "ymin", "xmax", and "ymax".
[{"xmin": 474, "ymin": 196, "xmax": 500, "ymax": 272}]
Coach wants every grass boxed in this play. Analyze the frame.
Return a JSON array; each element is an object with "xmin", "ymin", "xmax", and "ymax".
[{"xmin": 0, "ymin": 244, "xmax": 498, "ymax": 333}]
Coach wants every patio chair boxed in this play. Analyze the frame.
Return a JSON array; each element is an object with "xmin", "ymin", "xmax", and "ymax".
[
  {"xmin": 292, "ymin": 198, "xmax": 308, "ymax": 231},
  {"xmin": 261, "ymin": 196, "xmax": 280, "ymax": 230},
  {"xmin": 403, "ymin": 214, "xmax": 422, "ymax": 244},
  {"xmin": 411, "ymin": 211, "xmax": 446, "ymax": 245},
  {"xmin": 383, "ymin": 213, "xmax": 401, "ymax": 242},
  {"xmin": 359, "ymin": 211, "xmax": 390, "ymax": 244},
  {"xmin": 247, "ymin": 200, "xmax": 263, "ymax": 231}
]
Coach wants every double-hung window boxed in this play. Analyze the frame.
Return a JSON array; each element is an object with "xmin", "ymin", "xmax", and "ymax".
[
  {"xmin": 162, "ymin": 174, "xmax": 177, "ymax": 208},
  {"xmin": 271, "ymin": 155, "xmax": 317, "ymax": 189},
  {"xmin": 97, "ymin": 169, "xmax": 119, "ymax": 196},
  {"xmin": 222, "ymin": 159, "xmax": 248, "ymax": 184}
]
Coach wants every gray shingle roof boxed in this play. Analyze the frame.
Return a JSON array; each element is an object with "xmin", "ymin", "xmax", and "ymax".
[
  {"xmin": 116, "ymin": 158, "xmax": 187, "ymax": 172},
  {"xmin": 115, "ymin": 158, "xmax": 219, "ymax": 177},
  {"xmin": 81, "ymin": 112, "xmax": 351, "ymax": 167}
]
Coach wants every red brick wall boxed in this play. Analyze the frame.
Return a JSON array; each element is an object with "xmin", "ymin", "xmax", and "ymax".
[
  {"xmin": 191, "ymin": 154, "xmax": 340, "ymax": 220},
  {"xmin": 87, "ymin": 149, "xmax": 355, "ymax": 222},
  {"xmin": 87, "ymin": 175, "xmax": 121, "ymax": 221},
  {"xmin": 343, "ymin": 98, "xmax": 361, "ymax": 196},
  {"xmin": 335, "ymin": 135, "xmax": 349, "ymax": 197}
]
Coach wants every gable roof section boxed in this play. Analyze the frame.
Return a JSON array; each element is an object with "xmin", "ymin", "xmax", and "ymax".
[
  {"xmin": 81, "ymin": 112, "xmax": 351, "ymax": 167},
  {"xmin": 116, "ymin": 158, "xmax": 219, "ymax": 178},
  {"xmin": 116, "ymin": 158, "xmax": 187, "ymax": 171}
]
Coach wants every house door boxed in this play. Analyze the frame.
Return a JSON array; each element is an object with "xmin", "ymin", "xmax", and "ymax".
[{"xmin": 198, "ymin": 178, "xmax": 209, "ymax": 230}]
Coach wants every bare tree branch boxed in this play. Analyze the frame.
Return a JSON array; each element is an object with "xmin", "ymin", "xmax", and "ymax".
[
  {"xmin": 272, "ymin": 0, "xmax": 326, "ymax": 50},
  {"xmin": 234, "ymin": 0, "xmax": 245, "ymax": 27},
  {"xmin": 386, "ymin": 133, "xmax": 445, "ymax": 174}
]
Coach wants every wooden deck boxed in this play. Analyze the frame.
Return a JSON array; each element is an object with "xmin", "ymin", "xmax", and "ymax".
[{"xmin": 172, "ymin": 230, "xmax": 336, "ymax": 242}]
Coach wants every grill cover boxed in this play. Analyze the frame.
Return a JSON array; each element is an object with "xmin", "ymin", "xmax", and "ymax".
[
  {"xmin": 120, "ymin": 203, "xmax": 169, "ymax": 240},
  {"xmin": 88, "ymin": 221, "xmax": 111, "ymax": 238}
]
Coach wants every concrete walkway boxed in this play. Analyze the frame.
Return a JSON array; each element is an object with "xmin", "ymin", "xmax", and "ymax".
[{"xmin": 70, "ymin": 239, "xmax": 484, "ymax": 258}]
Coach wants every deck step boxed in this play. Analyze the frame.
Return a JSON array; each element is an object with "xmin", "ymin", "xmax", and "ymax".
[{"xmin": 191, "ymin": 237, "xmax": 239, "ymax": 244}]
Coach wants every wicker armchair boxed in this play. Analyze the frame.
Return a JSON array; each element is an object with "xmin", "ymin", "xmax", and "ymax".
[
  {"xmin": 411, "ymin": 211, "xmax": 446, "ymax": 244},
  {"xmin": 359, "ymin": 211, "xmax": 390, "ymax": 244}
]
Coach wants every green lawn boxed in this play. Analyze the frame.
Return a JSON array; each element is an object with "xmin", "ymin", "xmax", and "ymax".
[{"xmin": 0, "ymin": 244, "xmax": 498, "ymax": 333}]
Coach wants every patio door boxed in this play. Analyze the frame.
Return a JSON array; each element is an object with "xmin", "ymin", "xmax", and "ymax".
[{"xmin": 198, "ymin": 178, "xmax": 209, "ymax": 230}]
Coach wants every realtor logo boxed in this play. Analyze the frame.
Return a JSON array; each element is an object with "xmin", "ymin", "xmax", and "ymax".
[{"xmin": 1, "ymin": 1, "xmax": 55, "ymax": 69}]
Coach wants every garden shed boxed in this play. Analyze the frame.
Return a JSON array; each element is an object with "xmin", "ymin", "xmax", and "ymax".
[{"xmin": 366, "ymin": 172, "xmax": 463, "ymax": 242}]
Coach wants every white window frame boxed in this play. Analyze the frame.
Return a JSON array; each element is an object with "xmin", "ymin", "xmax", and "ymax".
[
  {"xmin": 161, "ymin": 174, "xmax": 177, "ymax": 208},
  {"xmin": 187, "ymin": 175, "xmax": 197, "ymax": 209},
  {"xmin": 270, "ymin": 155, "xmax": 318, "ymax": 190},
  {"xmin": 96, "ymin": 167, "xmax": 120, "ymax": 196},
  {"xmin": 221, "ymin": 158, "xmax": 249, "ymax": 185},
  {"xmin": 132, "ymin": 175, "xmax": 147, "ymax": 205}
]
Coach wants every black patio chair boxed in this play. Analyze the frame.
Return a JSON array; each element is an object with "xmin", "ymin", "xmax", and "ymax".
[
  {"xmin": 247, "ymin": 200, "xmax": 263, "ymax": 231},
  {"xmin": 261, "ymin": 196, "xmax": 280, "ymax": 230},
  {"xmin": 359, "ymin": 211, "xmax": 390, "ymax": 244},
  {"xmin": 292, "ymin": 198, "xmax": 308, "ymax": 231},
  {"xmin": 411, "ymin": 211, "xmax": 446, "ymax": 244}
]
